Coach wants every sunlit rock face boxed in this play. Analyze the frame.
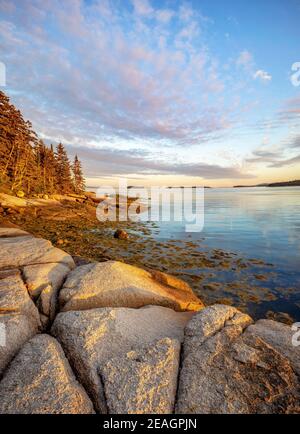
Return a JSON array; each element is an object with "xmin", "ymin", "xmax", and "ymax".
[
  {"xmin": 0, "ymin": 227, "xmax": 299, "ymax": 415},
  {"xmin": 58, "ymin": 261, "xmax": 204, "ymax": 313},
  {"xmin": 101, "ymin": 338, "xmax": 180, "ymax": 414},
  {"xmin": 0, "ymin": 227, "xmax": 75, "ymax": 330},
  {"xmin": 0, "ymin": 235, "xmax": 75, "ymax": 269},
  {"xmin": 176, "ymin": 305, "xmax": 300, "ymax": 414},
  {"xmin": 0, "ymin": 269, "xmax": 41, "ymax": 375},
  {"xmin": 0, "ymin": 335, "xmax": 95, "ymax": 414},
  {"xmin": 51, "ymin": 305, "xmax": 193, "ymax": 413}
]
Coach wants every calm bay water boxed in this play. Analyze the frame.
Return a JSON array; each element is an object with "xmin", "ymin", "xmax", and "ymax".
[
  {"xmin": 91, "ymin": 186, "xmax": 300, "ymax": 320},
  {"xmin": 153, "ymin": 187, "xmax": 300, "ymax": 270},
  {"xmin": 147, "ymin": 187, "xmax": 300, "ymax": 320}
]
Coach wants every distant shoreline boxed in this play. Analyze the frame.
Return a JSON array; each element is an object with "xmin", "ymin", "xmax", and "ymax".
[
  {"xmin": 233, "ymin": 180, "xmax": 300, "ymax": 188},
  {"xmin": 86, "ymin": 180, "xmax": 300, "ymax": 191}
]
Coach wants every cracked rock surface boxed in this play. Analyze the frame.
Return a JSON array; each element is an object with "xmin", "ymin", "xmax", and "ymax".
[
  {"xmin": 247, "ymin": 319, "xmax": 300, "ymax": 376},
  {"xmin": 51, "ymin": 305, "xmax": 193, "ymax": 413},
  {"xmin": 0, "ymin": 226, "xmax": 299, "ymax": 414},
  {"xmin": 101, "ymin": 337, "xmax": 180, "ymax": 414},
  {"xmin": 0, "ymin": 269, "xmax": 41, "ymax": 375},
  {"xmin": 176, "ymin": 305, "xmax": 300, "ymax": 414},
  {"xmin": 0, "ymin": 334, "xmax": 95, "ymax": 414}
]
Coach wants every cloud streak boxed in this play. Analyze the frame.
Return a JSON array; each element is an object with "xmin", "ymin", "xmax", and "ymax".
[
  {"xmin": 67, "ymin": 144, "xmax": 253, "ymax": 179},
  {"xmin": 254, "ymin": 69, "xmax": 272, "ymax": 82},
  {"xmin": 269, "ymin": 154, "xmax": 300, "ymax": 168}
]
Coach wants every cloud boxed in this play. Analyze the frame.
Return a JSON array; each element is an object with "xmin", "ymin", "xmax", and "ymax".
[
  {"xmin": 245, "ymin": 148, "xmax": 282, "ymax": 164},
  {"xmin": 236, "ymin": 52, "xmax": 272, "ymax": 84},
  {"xmin": 66, "ymin": 144, "xmax": 254, "ymax": 179},
  {"xmin": 0, "ymin": 0, "xmax": 235, "ymax": 149},
  {"xmin": 177, "ymin": 21, "xmax": 199, "ymax": 40},
  {"xmin": 269, "ymin": 153, "xmax": 300, "ymax": 168},
  {"xmin": 179, "ymin": 4, "xmax": 194, "ymax": 21},
  {"xmin": 289, "ymin": 135, "xmax": 300, "ymax": 148},
  {"xmin": 1, "ymin": 0, "xmax": 289, "ymax": 182},
  {"xmin": 245, "ymin": 139, "xmax": 300, "ymax": 168},
  {"xmin": 254, "ymin": 69, "xmax": 272, "ymax": 82},
  {"xmin": 278, "ymin": 96, "xmax": 300, "ymax": 122}
]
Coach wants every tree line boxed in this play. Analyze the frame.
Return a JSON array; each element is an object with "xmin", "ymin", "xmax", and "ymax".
[{"xmin": 0, "ymin": 90, "xmax": 85, "ymax": 195}]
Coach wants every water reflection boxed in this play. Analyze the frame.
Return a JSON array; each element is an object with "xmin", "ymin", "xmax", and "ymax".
[
  {"xmin": 154, "ymin": 187, "xmax": 300, "ymax": 271},
  {"xmin": 148, "ymin": 187, "xmax": 300, "ymax": 320}
]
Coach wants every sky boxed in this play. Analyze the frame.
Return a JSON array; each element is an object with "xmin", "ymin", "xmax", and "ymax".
[{"xmin": 0, "ymin": 0, "xmax": 300, "ymax": 187}]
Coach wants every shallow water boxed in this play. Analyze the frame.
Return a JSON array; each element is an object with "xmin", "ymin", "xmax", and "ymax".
[
  {"xmin": 151, "ymin": 187, "xmax": 300, "ymax": 268},
  {"xmin": 141, "ymin": 187, "xmax": 300, "ymax": 321},
  {"xmin": 83, "ymin": 186, "xmax": 300, "ymax": 320}
]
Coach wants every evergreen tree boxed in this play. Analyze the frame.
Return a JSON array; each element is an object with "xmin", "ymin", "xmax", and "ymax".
[
  {"xmin": 0, "ymin": 90, "xmax": 85, "ymax": 196},
  {"xmin": 0, "ymin": 91, "xmax": 38, "ymax": 193},
  {"xmin": 72, "ymin": 154, "xmax": 85, "ymax": 193},
  {"xmin": 55, "ymin": 143, "xmax": 73, "ymax": 192},
  {"xmin": 45, "ymin": 144, "xmax": 59, "ymax": 193}
]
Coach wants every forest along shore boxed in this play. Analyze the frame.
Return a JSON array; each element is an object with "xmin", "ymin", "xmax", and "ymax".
[{"xmin": 0, "ymin": 191, "xmax": 296, "ymax": 324}]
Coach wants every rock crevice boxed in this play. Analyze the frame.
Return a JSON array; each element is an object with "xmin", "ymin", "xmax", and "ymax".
[{"xmin": 0, "ymin": 227, "xmax": 299, "ymax": 414}]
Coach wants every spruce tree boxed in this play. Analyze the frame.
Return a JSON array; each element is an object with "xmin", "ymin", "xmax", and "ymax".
[
  {"xmin": 72, "ymin": 154, "xmax": 85, "ymax": 193},
  {"xmin": 46, "ymin": 144, "xmax": 58, "ymax": 193},
  {"xmin": 55, "ymin": 143, "xmax": 73, "ymax": 192}
]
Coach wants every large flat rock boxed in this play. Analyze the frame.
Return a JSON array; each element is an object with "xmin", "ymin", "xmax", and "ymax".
[
  {"xmin": 176, "ymin": 305, "xmax": 300, "ymax": 414},
  {"xmin": 0, "ymin": 334, "xmax": 95, "ymax": 414},
  {"xmin": 0, "ymin": 236, "xmax": 75, "ymax": 269},
  {"xmin": 102, "ymin": 338, "xmax": 180, "ymax": 414},
  {"xmin": 52, "ymin": 306, "xmax": 193, "ymax": 413},
  {"xmin": 59, "ymin": 261, "xmax": 203, "ymax": 312},
  {"xmin": 0, "ymin": 270, "xmax": 41, "ymax": 375}
]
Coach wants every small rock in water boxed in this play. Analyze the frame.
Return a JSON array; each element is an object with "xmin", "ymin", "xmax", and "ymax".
[{"xmin": 114, "ymin": 229, "xmax": 129, "ymax": 240}]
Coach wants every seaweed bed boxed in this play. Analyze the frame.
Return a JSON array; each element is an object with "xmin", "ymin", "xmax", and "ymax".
[{"xmin": 3, "ymin": 199, "xmax": 298, "ymax": 323}]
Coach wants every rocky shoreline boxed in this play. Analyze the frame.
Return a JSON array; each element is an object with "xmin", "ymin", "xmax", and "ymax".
[
  {"xmin": 0, "ymin": 225, "xmax": 299, "ymax": 414},
  {"xmin": 1, "ymin": 191, "xmax": 294, "ymax": 322}
]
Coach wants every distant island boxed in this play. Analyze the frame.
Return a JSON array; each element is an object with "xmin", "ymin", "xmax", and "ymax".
[
  {"xmin": 234, "ymin": 180, "xmax": 300, "ymax": 188},
  {"xmin": 128, "ymin": 186, "xmax": 212, "ymax": 189}
]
